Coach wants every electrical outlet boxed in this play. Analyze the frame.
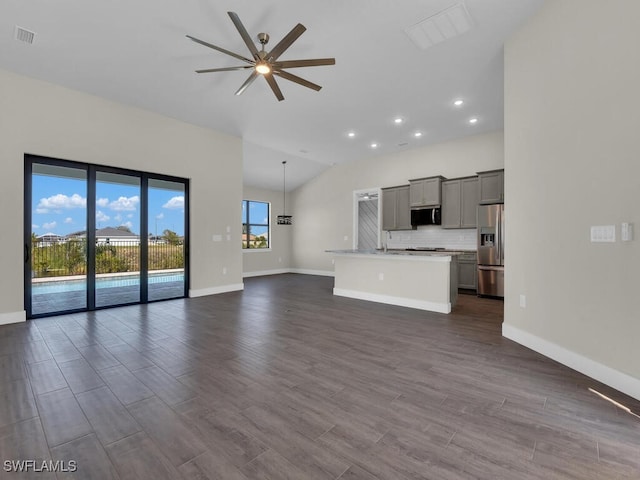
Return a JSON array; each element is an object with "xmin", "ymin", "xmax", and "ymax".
[
  {"xmin": 222, "ymin": 267, "xmax": 227, "ymax": 275},
  {"xmin": 378, "ymin": 272, "xmax": 384, "ymax": 281},
  {"xmin": 519, "ymin": 294, "xmax": 526, "ymax": 308}
]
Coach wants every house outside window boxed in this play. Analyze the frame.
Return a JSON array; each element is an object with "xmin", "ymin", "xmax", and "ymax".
[{"xmin": 242, "ymin": 200, "xmax": 270, "ymax": 249}]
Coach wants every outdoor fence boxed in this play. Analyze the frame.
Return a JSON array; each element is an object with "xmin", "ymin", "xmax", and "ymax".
[{"xmin": 31, "ymin": 239, "xmax": 184, "ymax": 278}]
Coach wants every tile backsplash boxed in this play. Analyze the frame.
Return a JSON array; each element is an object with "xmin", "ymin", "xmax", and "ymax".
[{"xmin": 385, "ymin": 226, "xmax": 477, "ymax": 250}]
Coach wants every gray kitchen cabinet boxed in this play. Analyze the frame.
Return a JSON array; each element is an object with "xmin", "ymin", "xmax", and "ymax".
[
  {"xmin": 382, "ymin": 185, "xmax": 413, "ymax": 231},
  {"xmin": 409, "ymin": 176, "xmax": 444, "ymax": 207},
  {"xmin": 442, "ymin": 176, "xmax": 479, "ymax": 229},
  {"xmin": 458, "ymin": 253, "xmax": 477, "ymax": 291},
  {"xmin": 478, "ymin": 169, "xmax": 504, "ymax": 204},
  {"xmin": 441, "ymin": 180, "xmax": 461, "ymax": 228}
]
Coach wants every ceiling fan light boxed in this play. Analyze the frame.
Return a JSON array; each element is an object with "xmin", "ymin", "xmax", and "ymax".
[{"xmin": 255, "ymin": 63, "xmax": 271, "ymax": 74}]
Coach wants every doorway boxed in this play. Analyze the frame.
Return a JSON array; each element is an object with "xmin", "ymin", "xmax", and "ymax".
[
  {"xmin": 24, "ymin": 155, "xmax": 189, "ymax": 318},
  {"xmin": 353, "ymin": 189, "xmax": 381, "ymax": 250}
]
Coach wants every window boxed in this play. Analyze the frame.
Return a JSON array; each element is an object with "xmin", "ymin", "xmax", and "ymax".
[{"xmin": 242, "ymin": 200, "xmax": 270, "ymax": 249}]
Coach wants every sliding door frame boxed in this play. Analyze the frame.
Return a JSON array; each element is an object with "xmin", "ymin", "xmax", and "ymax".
[{"xmin": 24, "ymin": 154, "xmax": 190, "ymax": 318}]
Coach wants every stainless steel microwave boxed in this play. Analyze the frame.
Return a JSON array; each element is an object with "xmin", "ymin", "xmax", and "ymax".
[{"xmin": 410, "ymin": 207, "xmax": 441, "ymax": 226}]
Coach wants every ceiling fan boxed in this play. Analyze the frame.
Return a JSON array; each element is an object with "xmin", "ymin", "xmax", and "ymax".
[{"xmin": 187, "ymin": 11, "xmax": 335, "ymax": 101}]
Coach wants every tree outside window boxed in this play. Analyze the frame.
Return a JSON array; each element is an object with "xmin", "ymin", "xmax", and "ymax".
[{"xmin": 242, "ymin": 200, "xmax": 270, "ymax": 249}]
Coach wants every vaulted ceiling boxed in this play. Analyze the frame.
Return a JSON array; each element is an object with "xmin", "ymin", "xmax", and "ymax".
[{"xmin": 0, "ymin": 0, "xmax": 544, "ymax": 190}]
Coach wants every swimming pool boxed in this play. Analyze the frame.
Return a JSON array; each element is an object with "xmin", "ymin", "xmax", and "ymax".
[{"xmin": 32, "ymin": 272, "xmax": 184, "ymax": 295}]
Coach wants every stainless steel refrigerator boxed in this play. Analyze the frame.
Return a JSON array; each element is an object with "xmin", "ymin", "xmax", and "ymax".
[{"xmin": 477, "ymin": 204, "xmax": 504, "ymax": 297}]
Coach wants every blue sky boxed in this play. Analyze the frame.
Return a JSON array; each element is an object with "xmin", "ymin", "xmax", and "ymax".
[{"xmin": 32, "ymin": 175, "xmax": 185, "ymax": 236}]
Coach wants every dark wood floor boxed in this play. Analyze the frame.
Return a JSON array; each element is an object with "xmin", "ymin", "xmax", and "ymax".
[{"xmin": 1, "ymin": 274, "xmax": 639, "ymax": 479}]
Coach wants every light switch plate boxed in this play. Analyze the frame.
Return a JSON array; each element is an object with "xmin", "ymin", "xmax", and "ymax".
[
  {"xmin": 621, "ymin": 222, "xmax": 633, "ymax": 242},
  {"xmin": 590, "ymin": 225, "xmax": 616, "ymax": 243}
]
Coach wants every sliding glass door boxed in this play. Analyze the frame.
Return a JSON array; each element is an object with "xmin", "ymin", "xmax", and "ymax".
[
  {"xmin": 147, "ymin": 179, "xmax": 186, "ymax": 302},
  {"xmin": 94, "ymin": 171, "xmax": 142, "ymax": 308},
  {"xmin": 25, "ymin": 155, "xmax": 189, "ymax": 318},
  {"xmin": 29, "ymin": 162, "xmax": 89, "ymax": 316}
]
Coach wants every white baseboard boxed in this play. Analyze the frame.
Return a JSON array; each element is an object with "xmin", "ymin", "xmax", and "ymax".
[
  {"xmin": 289, "ymin": 268, "xmax": 334, "ymax": 277},
  {"xmin": 243, "ymin": 269, "xmax": 290, "ymax": 278},
  {"xmin": 0, "ymin": 310, "xmax": 26, "ymax": 325},
  {"xmin": 189, "ymin": 283, "xmax": 244, "ymax": 298},
  {"xmin": 333, "ymin": 288, "xmax": 451, "ymax": 314},
  {"xmin": 502, "ymin": 323, "xmax": 640, "ymax": 402}
]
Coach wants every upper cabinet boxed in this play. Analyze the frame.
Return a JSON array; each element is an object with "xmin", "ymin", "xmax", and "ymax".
[
  {"xmin": 478, "ymin": 169, "xmax": 504, "ymax": 204},
  {"xmin": 409, "ymin": 176, "xmax": 444, "ymax": 207},
  {"xmin": 382, "ymin": 185, "xmax": 414, "ymax": 231},
  {"xmin": 442, "ymin": 176, "xmax": 479, "ymax": 229}
]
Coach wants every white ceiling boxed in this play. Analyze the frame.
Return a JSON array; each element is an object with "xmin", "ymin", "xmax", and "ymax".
[{"xmin": 0, "ymin": 0, "xmax": 543, "ymax": 191}]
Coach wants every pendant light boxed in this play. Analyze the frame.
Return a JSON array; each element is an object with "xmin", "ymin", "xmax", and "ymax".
[{"xmin": 277, "ymin": 161, "xmax": 292, "ymax": 225}]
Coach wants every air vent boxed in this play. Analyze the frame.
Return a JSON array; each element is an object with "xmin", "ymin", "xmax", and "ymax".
[
  {"xmin": 405, "ymin": 3, "xmax": 472, "ymax": 50},
  {"xmin": 15, "ymin": 26, "xmax": 36, "ymax": 45}
]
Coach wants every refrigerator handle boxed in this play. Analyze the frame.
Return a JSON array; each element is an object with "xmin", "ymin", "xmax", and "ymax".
[
  {"xmin": 432, "ymin": 209, "xmax": 435, "ymax": 224},
  {"xmin": 500, "ymin": 208, "xmax": 505, "ymax": 265},
  {"xmin": 495, "ymin": 207, "xmax": 500, "ymax": 264}
]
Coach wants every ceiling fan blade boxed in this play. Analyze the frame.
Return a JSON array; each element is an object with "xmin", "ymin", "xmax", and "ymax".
[
  {"xmin": 274, "ymin": 58, "xmax": 336, "ymax": 68},
  {"xmin": 267, "ymin": 24, "xmax": 306, "ymax": 62},
  {"xmin": 235, "ymin": 71, "xmax": 259, "ymax": 96},
  {"xmin": 196, "ymin": 66, "xmax": 254, "ymax": 73},
  {"xmin": 186, "ymin": 35, "xmax": 254, "ymax": 65},
  {"xmin": 264, "ymin": 73, "xmax": 285, "ymax": 101},
  {"xmin": 273, "ymin": 70, "xmax": 322, "ymax": 91},
  {"xmin": 227, "ymin": 12, "xmax": 260, "ymax": 60}
]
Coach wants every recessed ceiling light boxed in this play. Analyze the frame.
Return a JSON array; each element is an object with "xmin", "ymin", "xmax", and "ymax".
[
  {"xmin": 347, "ymin": 131, "xmax": 356, "ymax": 138},
  {"xmin": 469, "ymin": 117, "xmax": 478, "ymax": 124},
  {"xmin": 394, "ymin": 117, "xmax": 404, "ymax": 124},
  {"xmin": 371, "ymin": 143, "xmax": 378, "ymax": 148},
  {"xmin": 454, "ymin": 99, "xmax": 464, "ymax": 107},
  {"xmin": 414, "ymin": 132, "xmax": 423, "ymax": 138}
]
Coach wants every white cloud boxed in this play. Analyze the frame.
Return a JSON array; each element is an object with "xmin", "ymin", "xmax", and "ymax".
[
  {"xmin": 42, "ymin": 221, "xmax": 57, "ymax": 231},
  {"xmin": 64, "ymin": 217, "xmax": 73, "ymax": 224},
  {"xmin": 32, "ymin": 224, "xmax": 39, "ymax": 230},
  {"xmin": 96, "ymin": 211, "xmax": 110, "ymax": 223},
  {"xmin": 162, "ymin": 196, "xmax": 184, "ymax": 210},
  {"xmin": 114, "ymin": 214, "xmax": 123, "ymax": 222},
  {"xmin": 96, "ymin": 198, "xmax": 109, "ymax": 207},
  {"xmin": 127, "ymin": 214, "xmax": 133, "ymax": 219},
  {"xmin": 109, "ymin": 196, "xmax": 139, "ymax": 211},
  {"xmin": 119, "ymin": 221, "xmax": 134, "ymax": 230},
  {"xmin": 156, "ymin": 212, "xmax": 164, "ymax": 220},
  {"xmin": 36, "ymin": 193, "xmax": 86, "ymax": 213}
]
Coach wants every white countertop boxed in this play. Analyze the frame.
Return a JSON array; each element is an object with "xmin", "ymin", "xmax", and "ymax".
[{"xmin": 327, "ymin": 248, "xmax": 471, "ymax": 255}]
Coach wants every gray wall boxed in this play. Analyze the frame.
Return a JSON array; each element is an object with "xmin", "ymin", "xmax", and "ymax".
[
  {"xmin": 0, "ymin": 69, "xmax": 243, "ymax": 324},
  {"xmin": 504, "ymin": 0, "xmax": 640, "ymax": 398}
]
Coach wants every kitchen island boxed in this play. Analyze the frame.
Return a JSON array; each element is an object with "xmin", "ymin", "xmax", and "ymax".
[{"xmin": 327, "ymin": 250, "xmax": 460, "ymax": 314}]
